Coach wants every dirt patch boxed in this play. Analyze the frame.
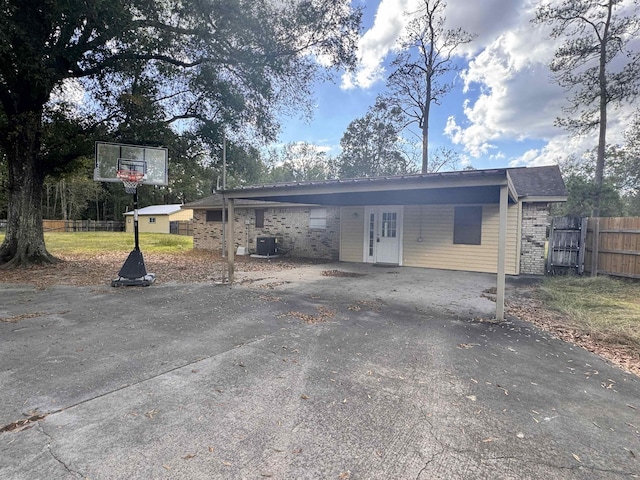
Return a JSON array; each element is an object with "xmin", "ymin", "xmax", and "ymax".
[
  {"xmin": 507, "ymin": 285, "xmax": 640, "ymax": 377},
  {"xmin": 347, "ymin": 300, "xmax": 384, "ymax": 312},
  {"xmin": 0, "ymin": 312, "xmax": 48, "ymax": 323},
  {"xmin": 321, "ymin": 270, "xmax": 366, "ymax": 278},
  {"xmin": 286, "ymin": 306, "xmax": 336, "ymax": 324}
]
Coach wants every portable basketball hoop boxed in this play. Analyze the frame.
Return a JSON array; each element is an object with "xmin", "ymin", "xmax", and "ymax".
[{"xmin": 93, "ymin": 142, "xmax": 169, "ymax": 288}]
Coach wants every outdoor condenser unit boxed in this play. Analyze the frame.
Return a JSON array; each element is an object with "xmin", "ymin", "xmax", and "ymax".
[{"xmin": 256, "ymin": 236, "xmax": 279, "ymax": 256}]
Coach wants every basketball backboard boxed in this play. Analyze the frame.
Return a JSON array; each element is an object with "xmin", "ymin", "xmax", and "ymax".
[{"xmin": 94, "ymin": 141, "xmax": 168, "ymax": 186}]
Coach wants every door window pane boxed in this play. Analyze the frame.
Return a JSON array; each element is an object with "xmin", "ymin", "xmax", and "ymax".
[
  {"xmin": 369, "ymin": 213, "xmax": 375, "ymax": 256},
  {"xmin": 381, "ymin": 212, "xmax": 397, "ymax": 238}
]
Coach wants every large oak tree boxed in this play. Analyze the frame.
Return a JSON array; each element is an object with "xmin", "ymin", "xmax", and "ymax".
[{"xmin": 0, "ymin": 0, "xmax": 360, "ymax": 266}]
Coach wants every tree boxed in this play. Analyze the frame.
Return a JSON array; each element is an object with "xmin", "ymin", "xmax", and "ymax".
[
  {"xmin": 264, "ymin": 142, "xmax": 333, "ymax": 183},
  {"xmin": 428, "ymin": 146, "xmax": 463, "ymax": 173},
  {"xmin": 0, "ymin": 0, "xmax": 361, "ymax": 267},
  {"xmin": 554, "ymin": 175, "xmax": 623, "ymax": 217},
  {"xmin": 534, "ymin": 0, "xmax": 640, "ymax": 273},
  {"xmin": 336, "ymin": 97, "xmax": 417, "ymax": 178},
  {"xmin": 616, "ymin": 111, "xmax": 640, "ymax": 194},
  {"xmin": 387, "ymin": 0, "xmax": 475, "ymax": 173}
]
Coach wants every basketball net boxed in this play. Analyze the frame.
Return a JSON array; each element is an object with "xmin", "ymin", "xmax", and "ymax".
[{"xmin": 117, "ymin": 170, "xmax": 144, "ymax": 194}]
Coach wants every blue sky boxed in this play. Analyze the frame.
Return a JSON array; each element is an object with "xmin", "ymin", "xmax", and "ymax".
[{"xmin": 276, "ymin": 0, "xmax": 639, "ymax": 171}]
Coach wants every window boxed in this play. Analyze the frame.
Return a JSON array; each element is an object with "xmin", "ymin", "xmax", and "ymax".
[
  {"xmin": 381, "ymin": 212, "xmax": 397, "ymax": 238},
  {"xmin": 368, "ymin": 213, "xmax": 375, "ymax": 256},
  {"xmin": 255, "ymin": 209, "xmax": 265, "ymax": 228},
  {"xmin": 148, "ymin": 217, "xmax": 156, "ymax": 224},
  {"xmin": 206, "ymin": 210, "xmax": 222, "ymax": 222},
  {"xmin": 453, "ymin": 206, "xmax": 482, "ymax": 245},
  {"xmin": 309, "ymin": 208, "xmax": 327, "ymax": 229}
]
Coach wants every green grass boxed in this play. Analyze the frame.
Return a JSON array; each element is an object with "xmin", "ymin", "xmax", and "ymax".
[
  {"xmin": 540, "ymin": 276, "xmax": 640, "ymax": 347},
  {"xmin": 0, "ymin": 231, "xmax": 193, "ymax": 255}
]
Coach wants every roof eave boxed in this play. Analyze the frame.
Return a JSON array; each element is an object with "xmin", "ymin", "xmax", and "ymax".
[
  {"xmin": 520, "ymin": 195, "xmax": 568, "ymax": 203},
  {"xmin": 223, "ymin": 170, "xmax": 509, "ymax": 199}
]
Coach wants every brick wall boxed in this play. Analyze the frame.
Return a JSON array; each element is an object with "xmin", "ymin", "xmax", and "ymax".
[
  {"xmin": 192, "ymin": 206, "xmax": 340, "ymax": 260},
  {"xmin": 520, "ymin": 202, "xmax": 549, "ymax": 275}
]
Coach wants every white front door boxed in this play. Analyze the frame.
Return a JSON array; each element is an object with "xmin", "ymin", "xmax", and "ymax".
[{"xmin": 364, "ymin": 206, "xmax": 403, "ymax": 264}]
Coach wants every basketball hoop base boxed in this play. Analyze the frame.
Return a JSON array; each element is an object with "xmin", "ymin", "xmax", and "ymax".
[
  {"xmin": 111, "ymin": 274, "xmax": 155, "ymax": 287},
  {"xmin": 111, "ymin": 249, "xmax": 156, "ymax": 287}
]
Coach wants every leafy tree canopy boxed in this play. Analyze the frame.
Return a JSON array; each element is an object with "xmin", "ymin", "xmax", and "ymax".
[
  {"xmin": 0, "ymin": 0, "xmax": 362, "ymax": 266},
  {"xmin": 263, "ymin": 142, "xmax": 333, "ymax": 183},
  {"xmin": 336, "ymin": 96, "xmax": 417, "ymax": 178}
]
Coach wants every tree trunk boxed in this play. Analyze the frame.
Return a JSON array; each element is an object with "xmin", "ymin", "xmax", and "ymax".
[
  {"xmin": 0, "ymin": 111, "xmax": 57, "ymax": 267},
  {"xmin": 421, "ymin": 121, "xmax": 429, "ymax": 174},
  {"xmin": 590, "ymin": 0, "xmax": 613, "ymax": 277},
  {"xmin": 60, "ymin": 179, "xmax": 68, "ymax": 221},
  {"xmin": 422, "ymin": 68, "xmax": 432, "ymax": 174}
]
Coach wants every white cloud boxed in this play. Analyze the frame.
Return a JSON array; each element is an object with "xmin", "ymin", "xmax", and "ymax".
[
  {"xmin": 342, "ymin": 0, "xmax": 529, "ymax": 90},
  {"xmin": 336, "ymin": 0, "xmax": 639, "ymax": 169},
  {"xmin": 341, "ymin": 0, "xmax": 420, "ymax": 89},
  {"xmin": 445, "ymin": 0, "xmax": 526, "ymax": 56},
  {"xmin": 508, "ymin": 135, "xmax": 592, "ymax": 167}
]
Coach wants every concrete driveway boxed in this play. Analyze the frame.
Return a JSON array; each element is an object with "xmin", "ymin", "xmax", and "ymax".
[{"xmin": 1, "ymin": 263, "xmax": 639, "ymax": 479}]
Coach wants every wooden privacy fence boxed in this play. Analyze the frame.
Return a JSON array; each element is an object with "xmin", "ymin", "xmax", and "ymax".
[
  {"xmin": 585, "ymin": 217, "xmax": 640, "ymax": 279},
  {"xmin": 43, "ymin": 220, "xmax": 125, "ymax": 232}
]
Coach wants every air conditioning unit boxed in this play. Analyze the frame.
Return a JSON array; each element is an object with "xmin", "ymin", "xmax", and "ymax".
[{"xmin": 256, "ymin": 237, "xmax": 279, "ymax": 256}]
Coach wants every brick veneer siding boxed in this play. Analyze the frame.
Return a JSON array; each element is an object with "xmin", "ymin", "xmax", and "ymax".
[
  {"xmin": 192, "ymin": 206, "xmax": 340, "ymax": 260},
  {"xmin": 520, "ymin": 202, "xmax": 550, "ymax": 275}
]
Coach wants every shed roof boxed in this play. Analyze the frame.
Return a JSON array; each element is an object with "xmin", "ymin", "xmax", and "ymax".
[{"xmin": 124, "ymin": 204, "xmax": 186, "ymax": 216}]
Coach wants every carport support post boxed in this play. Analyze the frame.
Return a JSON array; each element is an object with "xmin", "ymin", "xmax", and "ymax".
[
  {"xmin": 227, "ymin": 198, "xmax": 235, "ymax": 283},
  {"xmin": 496, "ymin": 185, "xmax": 508, "ymax": 321}
]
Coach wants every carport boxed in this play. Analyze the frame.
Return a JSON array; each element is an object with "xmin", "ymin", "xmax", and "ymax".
[{"xmin": 222, "ymin": 169, "xmax": 518, "ymax": 320}]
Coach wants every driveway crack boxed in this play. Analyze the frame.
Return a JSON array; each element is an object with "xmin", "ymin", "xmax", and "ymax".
[
  {"xmin": 37, "ymin": 422, "xmax": 83, "ymax": 478},
  {"xmin": 415, "ymin": 446, "xmax": 445, "ymax": 479}
]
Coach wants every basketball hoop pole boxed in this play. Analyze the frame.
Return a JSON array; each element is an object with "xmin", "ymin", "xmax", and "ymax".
[
  {"xmin": 133, "ymin": 190, "xmax": 140, "ymax": 251},
  {"xmin": 111, "ymin": 182, "xmax": 155, "ymax": 287}
]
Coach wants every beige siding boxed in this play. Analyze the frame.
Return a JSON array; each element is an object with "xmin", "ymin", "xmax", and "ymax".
[
  {"xmin": 340, "ymin": 207, "xmax": 365, "ymax": 262},
  {"xmin": 402, "ymin": 204, "xmax": 519, "ymax": 274},
  {"xmin": 127, "ymin": 215, "xmax": 171, "ymax": 233},
  {"xmin": 170, "ymin": 209, "xmax": 193, "ymax": 222},
  {"xmin": 125, "ymin": 209, "xmax": 193, "ymax": 233}
]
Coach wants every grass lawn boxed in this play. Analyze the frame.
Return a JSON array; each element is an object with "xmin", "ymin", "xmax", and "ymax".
[
  {"xmin": 0, "ymin": 232, "xmax": 193, "ymax": 255},
  {"xmin": 540, "ymin": 276, "xmax": 640, "ymax": 348}
]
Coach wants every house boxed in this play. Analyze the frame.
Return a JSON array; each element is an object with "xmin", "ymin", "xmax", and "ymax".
[
  {"xmin": 184, "ymin": 165, "xmax": 565, "ymax": 276},
  {"xmin": 184, "ymin": 165, "xmax": 566, "ymax": 320},
  {"xmin": 124, "ymin": 204, "xmax": 193, "ymax": 234}
]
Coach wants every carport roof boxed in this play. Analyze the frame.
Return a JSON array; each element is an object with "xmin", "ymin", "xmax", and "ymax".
[{"xmin": 216, "ymin": 166, "xmax": 565, "ymax": 207}]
